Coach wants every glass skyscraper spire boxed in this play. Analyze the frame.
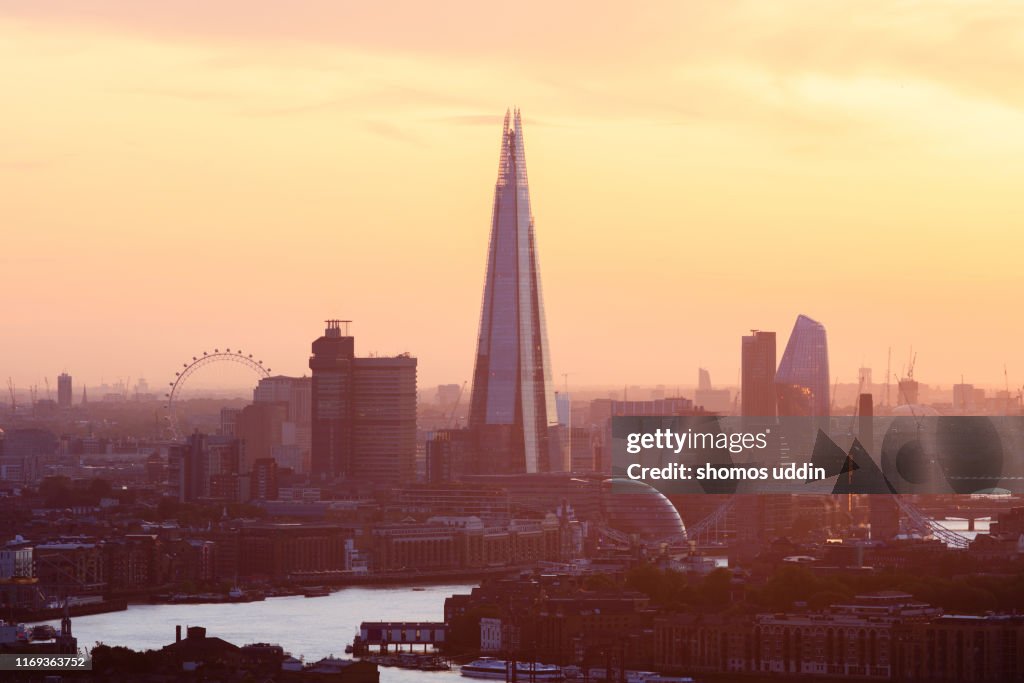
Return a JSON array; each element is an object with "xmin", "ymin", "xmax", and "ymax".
[{"xmin": 469, "ymin": 109, "xmax": 558, "ymax": 474}]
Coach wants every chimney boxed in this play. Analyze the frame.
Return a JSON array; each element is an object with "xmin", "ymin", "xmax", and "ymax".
[{"xmin": 176, "ymin": 625, "xmax": 181, "ymax": 643}]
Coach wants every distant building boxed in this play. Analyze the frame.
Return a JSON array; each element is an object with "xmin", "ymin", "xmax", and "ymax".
[
  {"xmin": 741, "ymin": 330, "xmax": 776, "ymax": 419},
  {"xmin": 953, "ymin": 383, "xmax": 974, "ymax": 411},
  {"xmin": 250, "ymin": 458, "xmax": 279, "ymax": 501},
  {"xmin": 0, "ymin": 545, "xmax": 33, "ymax": 579},
  {"xmin": 57, "ymin": 373, "xmax": 72, "ymax": 408},
  {"xmin": 168, "ymin": 433, "xmax": 241, "ymax": 502},
  {"xmin": 235, "ymin": 402, "xmax": 287, "ymax": 473},
  {"xmin": 436, "ymin": 384, "xmax": 462, "ymax": 406},
  {"xmin": 254, "ymin": 375, "xmax": 312, "ymax": 472},
  {"xmin": 694, "ymin": 368, "xmax": 732, "ymax": 413},
  {"xmin": 775, "ymin": 315, "xmax": 830, "ymax": 418},
  {"xmin": 897, "ymin": 378, "xmax": 920, "ymax": 406},
  {"xmin": 588, "ymin": 397, "xmax": 697, "ymax": 473}
]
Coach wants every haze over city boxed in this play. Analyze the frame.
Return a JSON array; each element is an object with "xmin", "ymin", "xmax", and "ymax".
[{"xmin": 4, "ymin": 1, "xmax": 1024, "ymax": 390}]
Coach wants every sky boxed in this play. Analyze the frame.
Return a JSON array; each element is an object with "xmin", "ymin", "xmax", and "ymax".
[{"xmin": 3, "ymin": 1, "xmax": 1024, "ymax": 394}]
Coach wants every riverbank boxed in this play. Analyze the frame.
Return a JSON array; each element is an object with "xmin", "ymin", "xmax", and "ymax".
[
  {"xmin": 141, "ymin": 565, "xmax": 522, "ymax": 606},
  {"xmin": 10, "ymin": 597, "xmax": 127, "ymax": 622}
]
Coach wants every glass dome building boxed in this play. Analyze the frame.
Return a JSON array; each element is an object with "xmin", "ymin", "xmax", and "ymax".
[{"xmin": 601, "ymin": 478, "xmax": 687, "ymax": 541}]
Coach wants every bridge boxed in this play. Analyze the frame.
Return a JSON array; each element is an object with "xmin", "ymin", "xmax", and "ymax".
[{"xmin": 680, "ymin": 496, "xmax": 977, "ymax": 549}]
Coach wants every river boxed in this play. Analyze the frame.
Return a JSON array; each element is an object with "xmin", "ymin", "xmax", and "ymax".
[{"xmin": 32, "ymin": 582, "xmax": 476, "ymax": 682}]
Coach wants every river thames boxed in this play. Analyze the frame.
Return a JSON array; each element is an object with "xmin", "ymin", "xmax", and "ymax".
[{"xmin": 33, "ymin": 582, "xmax": 476, "ymax": 682}]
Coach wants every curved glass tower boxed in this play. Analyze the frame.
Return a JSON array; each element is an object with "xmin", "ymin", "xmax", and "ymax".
[
  {"xmin": 775, "ymin": 314, "xmax": 830, "ymax": 418},
  {"xmin": 469, "ymin": 109, "xmax": 558, "ymax": 474}
]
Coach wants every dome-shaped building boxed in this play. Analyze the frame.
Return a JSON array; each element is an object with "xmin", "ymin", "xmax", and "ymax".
[{"xmin": 601, "ymin": 477, "xmax": 686, "ymax": 541}]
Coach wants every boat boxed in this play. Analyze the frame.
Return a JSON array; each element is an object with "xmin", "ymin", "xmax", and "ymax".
[
  {"xmin": 303, "ymin": 586, "xmax": 331, "ymax": 598},
  {"xmin": 462, "ymin": 658, "xmax": 563, "ymax": 680},
  {"xmin": 29, "ymin": 625, "xmax": 57, "ymax": 641}
]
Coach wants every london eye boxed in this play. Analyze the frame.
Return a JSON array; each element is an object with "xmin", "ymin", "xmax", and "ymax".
[{"xmin": 163, "ymin": 348, "xmax": 272, "ymax": 440}]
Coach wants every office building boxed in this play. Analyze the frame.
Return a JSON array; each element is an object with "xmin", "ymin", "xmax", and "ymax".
[
  {"xmin": 309, "ymin": 321, "xmax": 417, "ymax": 484},
  {"xmin": 741, "ymin": 330, "xmax": 776, "ymax": 419},
  {"xmin": 254, "ymin": 375, "xmax": 312, "ymax": 472},
  {"xmin": 694, "ymin": 368, "xmax": 732, "ymax": 413},
  {"xmin": 468, "ymin": 109, "xmax": 559, "ymax": 475},
  {"xmin": 57, "ymin": 373, "xmax": 72, "ymax": 409},
  {"xmin": 235, "ymin": 402, "xmax": 287, "ymax": 473},
  {"xmin": 309, "ymin": 320, "xmax": 356, "ymax": 479},
  {"xmin": 775, "ymin": 314, "xmax": 830, "ymax": 418}
]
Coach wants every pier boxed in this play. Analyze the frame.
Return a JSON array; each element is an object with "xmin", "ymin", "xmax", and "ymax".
[{"xmin": 354, "ymin": 622, "xmax": 446, "ymax": 653}]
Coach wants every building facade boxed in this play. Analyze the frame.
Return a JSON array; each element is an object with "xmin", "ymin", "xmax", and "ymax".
[
  {"xmin": 309, "ymin": 321, "xmax": 417, "ymax": 484},
  {"xmin": 775, "ymin": 314, "xmax": 830, "ymax": 418},
  {"xmin": 742, "ymin": 330, "xmax": 777, "ymax": 419},
  {"xmin": 468, "ymin": 109, "xmax": 559, "ymax": 476}
]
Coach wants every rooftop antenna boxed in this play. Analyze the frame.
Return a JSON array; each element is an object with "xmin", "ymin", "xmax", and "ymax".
[{"xmin": 324, "ymin": 319, "xmax": 352, "ymax": 337}]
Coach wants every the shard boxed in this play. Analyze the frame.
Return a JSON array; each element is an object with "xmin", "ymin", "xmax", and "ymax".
[{"xmin": 468, "ymin": 109, "xmax": 558, "ymax": 474}]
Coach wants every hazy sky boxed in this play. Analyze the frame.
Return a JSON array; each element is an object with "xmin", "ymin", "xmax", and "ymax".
[{"xmin": 3, "ymin": 1, "xmax": 1024, "ymax": 393}]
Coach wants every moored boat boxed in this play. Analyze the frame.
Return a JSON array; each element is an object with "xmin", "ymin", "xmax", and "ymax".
[{"xmin": 462, "ymin": 658, "xmax": 563, "ymax": 680}]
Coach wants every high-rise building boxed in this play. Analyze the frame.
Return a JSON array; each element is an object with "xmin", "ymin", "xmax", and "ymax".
[
  {"xmin": 775, "ymin": 315, "xmax": 830, "ymax": 418},
  {"xmin": 468, "ymin": 109, "xmax": 558, "ymax": 475},
  {"xmin": 167, "ymin": 433, "xmax": 241, "ymax": 502},
  {"xmin": 953, "ymin": 383, "xmax": 975, "ymax": 411},
  {"xmin": 57, "ymin": 373, "xmax": 73, "ymax": 409},
  {"xmin": 351, "ymin": 355, "xmax": 417, "ymax": 483},
  {"xmin": 694, "ymin": 368, "xmax": 731, "ymax": 413},
  {"xmin": 254, "ymin": 375, "xmax": 312, "ymax": 472},
  {"xmin": 308, "ymin": 321, "xmax": 417, "ymax": 484},
  {"xmin": 741, "ymin": 330, "xmax": 776, "ymax": 419},
  {"xmin": 309, "ymin": 320, "xmax": 355, "ymax": 479},
  {"xmin": 235, "ymin": 402, "xmax": 287, "ymax": 473}
]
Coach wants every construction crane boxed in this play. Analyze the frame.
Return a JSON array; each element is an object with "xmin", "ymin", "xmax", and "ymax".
[
  {"xmin": 830, "ymin": 376, "xmax": 840, "ymax": 414},
  {"xmin": 445, "ymin": 381, "xmax": 468, "ymax": 428},
  {"xmin": 1005, "ymin": 365, "xmax": 1012, "ymax": 416},
  {"xmin": 884, "ymin": 346, "xmax": 892, "ymax": 408},
  {"xmin": 733, "ymin": 368, "xmax": 741, "ymax": 415}
]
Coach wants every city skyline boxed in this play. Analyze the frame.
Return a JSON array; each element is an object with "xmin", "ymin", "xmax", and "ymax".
[{"xmin": 4, "ymin": 2, "xmax": 1024, "ymax": 390}]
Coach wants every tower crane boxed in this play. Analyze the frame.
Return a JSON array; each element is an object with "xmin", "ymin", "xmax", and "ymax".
[{"xmin": 445, "ymin": 381, "xmax": 468, "ymax": 428}]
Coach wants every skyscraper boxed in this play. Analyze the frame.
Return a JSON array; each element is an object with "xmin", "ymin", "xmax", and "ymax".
[
  {"xmin": 57, "ymin": 373, "xmax": 72, "ymax": 409},
  {"xmin": 309, "ymin": 320, "xmax": 354, "ymax": 479},
  {"xmin": 741, "ymin": 330, "xmax": 777, "ymax": 419},
  {"xmin": 775, "ymin": 314, "xmax": 830, "ymax": 418},
  {"xmin": 308, "ymin": 321, "xmax": 417, "ymax": 484},
  {"xmin": 468, "ymin": 109, "xmax": 558, "ymax": 474}
]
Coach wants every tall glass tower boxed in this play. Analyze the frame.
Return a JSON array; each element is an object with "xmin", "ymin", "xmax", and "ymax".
[
  {"xmin": 469, "ymin": 109, "xmax": 558, "ymax": 474},
  {"xmin": 775, "ymin": 314, "xmax": 830, "ymax": 417}
]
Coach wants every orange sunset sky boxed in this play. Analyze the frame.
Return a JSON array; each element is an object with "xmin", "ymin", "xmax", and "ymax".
[{"xmin": 3, "ymin": 1, "xmax": 1024, "ymax": 392}]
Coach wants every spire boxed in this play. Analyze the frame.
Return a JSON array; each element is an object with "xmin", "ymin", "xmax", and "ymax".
[{"xmin": 469, "ymin": 109, "xmax": 558, "ymax": 474}]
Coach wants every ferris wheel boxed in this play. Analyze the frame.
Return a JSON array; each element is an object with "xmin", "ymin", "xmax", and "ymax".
[{"xmin": 163, "ymin": 348, "xmax": 271, "ymax": 440}]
